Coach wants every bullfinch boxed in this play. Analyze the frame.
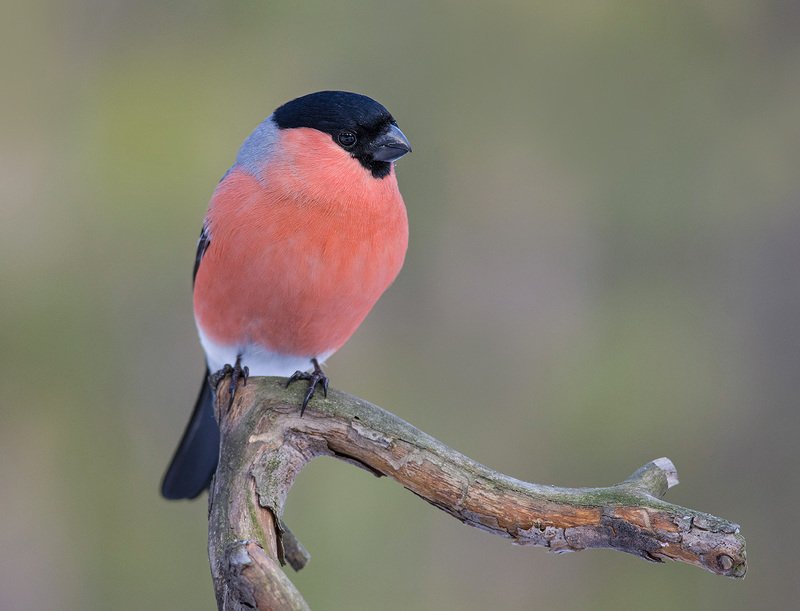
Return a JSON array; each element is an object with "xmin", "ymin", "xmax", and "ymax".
[{"xmin": 161, "ymin": 91, "xmax": 412, "ymax": 500}]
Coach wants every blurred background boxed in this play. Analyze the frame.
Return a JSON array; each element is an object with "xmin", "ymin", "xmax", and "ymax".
[{"xmin": 2, "ymin": 1, "xmax": 799, "ymax": 609}]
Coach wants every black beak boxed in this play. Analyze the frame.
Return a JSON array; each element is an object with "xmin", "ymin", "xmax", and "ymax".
[{"xmin": 371, "ymin": 124, "xmax": 412, "ymax": 162}]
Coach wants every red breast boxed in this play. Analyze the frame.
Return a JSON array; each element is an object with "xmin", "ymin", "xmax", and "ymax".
[{"xmin": 193, "ymin": 127, "xmax": 408, "ymax": 357}]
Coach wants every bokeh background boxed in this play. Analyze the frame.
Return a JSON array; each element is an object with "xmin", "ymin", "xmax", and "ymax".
[{"xmin": 3, "ymin": 1, "xmax": 799, "ymax": 609}]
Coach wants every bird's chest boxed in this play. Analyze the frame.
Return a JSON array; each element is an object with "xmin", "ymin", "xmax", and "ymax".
[
  {"xmin": 195, "ymin": 169, "xmax": 408, "ymax": 354},
  {"xmin": 262, "ymin": 196, "xmax": 407, "ymax": 305}
]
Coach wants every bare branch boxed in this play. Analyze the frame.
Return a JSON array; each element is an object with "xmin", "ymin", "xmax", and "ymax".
[{"xmin": 208, "ymin": 378, "xmax": 747, "ymax": 610}]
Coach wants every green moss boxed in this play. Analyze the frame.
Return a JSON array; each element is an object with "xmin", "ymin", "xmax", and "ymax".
[{"xmin": 247, "ymin": 495, "xmax": 269, "ymax": 549}]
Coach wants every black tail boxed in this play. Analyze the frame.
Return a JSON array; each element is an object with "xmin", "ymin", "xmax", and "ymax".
[{"xmin": 161, "ymin": 370, "xmax": 220, "ymax": 499}]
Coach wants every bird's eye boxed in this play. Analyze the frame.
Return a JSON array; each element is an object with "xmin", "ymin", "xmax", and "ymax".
[{"xmin": 337, "ymin": 131, "xmax": 357, "ymax": 148}]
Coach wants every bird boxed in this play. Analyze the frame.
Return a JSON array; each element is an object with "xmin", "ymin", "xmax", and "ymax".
[{"xmin": 161, "ymin": 91, "xmax": 412, "ymax": 500}]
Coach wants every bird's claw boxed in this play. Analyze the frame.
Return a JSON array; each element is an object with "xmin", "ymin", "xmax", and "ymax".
[
  {"xmin": 208, "ymin": 364, "xmax": 233, "ymax": 390},
  {"xmin": 286, "ymin": 358, "xmax": 328, "ymax": 416},
  {"xmin": 209, "ymin": 357, "xmax": 248, "ymax": 412}
]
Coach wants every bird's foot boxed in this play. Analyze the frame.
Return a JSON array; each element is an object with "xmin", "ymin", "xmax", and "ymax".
[
  {"xmin": 209, "ymin": 356, "xmax": 249, "ymax": 411},
  {"xmin": 208, "ymin": 364, "xmax": 233, "ymax": 390},
  {"xmin": 286, "ymin": 358, "xmax": 329, "ymax": 417}
]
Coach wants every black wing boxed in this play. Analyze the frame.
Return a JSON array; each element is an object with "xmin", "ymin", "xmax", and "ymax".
[{"xmin": 193, "ymin": 223, "xmax": 210, "ymax": 286}]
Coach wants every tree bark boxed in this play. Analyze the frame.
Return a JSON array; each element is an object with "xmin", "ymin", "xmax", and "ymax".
[{"xmin": 208, "ymin": 377, "xmax": 747, "ymax": 610}]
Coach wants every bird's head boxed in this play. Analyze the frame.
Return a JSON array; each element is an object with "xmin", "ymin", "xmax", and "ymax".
[{"xmin": 235, "ymin": 91, "xmax": 411, "ymax": 182}]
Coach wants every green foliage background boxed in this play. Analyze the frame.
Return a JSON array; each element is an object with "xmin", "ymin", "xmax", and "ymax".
[{"xmin": 2, "ymin": 1, "xmax": 799, "ymax": 609}]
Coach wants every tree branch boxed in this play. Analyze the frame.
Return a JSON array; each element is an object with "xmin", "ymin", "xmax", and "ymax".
[{"xmin": 208, "ymin": 377, "xmax": 747, "ymax": 610}]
